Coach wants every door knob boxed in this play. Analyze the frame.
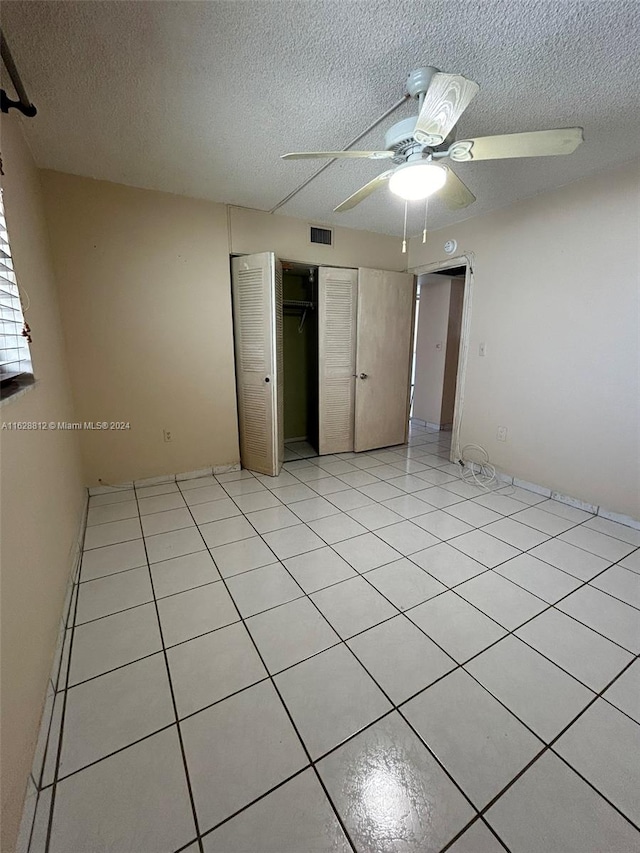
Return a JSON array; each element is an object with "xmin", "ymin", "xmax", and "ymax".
[{"xmin": 359, "ymin": 373, "xmax": 368, "ymax": 379}]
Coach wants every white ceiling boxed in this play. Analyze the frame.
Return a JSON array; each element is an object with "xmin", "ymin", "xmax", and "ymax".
[{"xmin": 3, "ymin": 1, "xmax": 640, "ymax": 236}]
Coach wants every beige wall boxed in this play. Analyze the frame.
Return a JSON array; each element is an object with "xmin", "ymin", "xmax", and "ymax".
[
  {"xmin": 230, "ymin": 205, "xmax": 406, "ymax": 271},
  {"xmin": 40, "ymin": 176, "xmax": 408, "ymax": 487},
  {"xmin": 41, "ymin": 172, "xmax": 240, "ymax": 485},
  {"xmin": 0, "ymin": 117, "xmax": 85, "ymax": 853},
  {"xmin": 409, "ymin": 159, "xmax": 640, "ymax": 519}
]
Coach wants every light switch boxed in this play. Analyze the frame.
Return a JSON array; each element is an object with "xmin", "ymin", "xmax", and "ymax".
[{"xmin": 479, "ymin": 342, "xmax": 487, "ymax": 357}]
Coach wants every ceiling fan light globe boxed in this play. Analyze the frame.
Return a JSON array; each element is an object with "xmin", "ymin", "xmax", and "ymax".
[{"xmin": 388, "ymin": 162, "xmax": 447, "ymax": 201}]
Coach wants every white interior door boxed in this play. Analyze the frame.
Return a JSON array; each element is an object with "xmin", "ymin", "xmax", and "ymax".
[
  {"xmin": 318, "ymin": 266, "xmax": 358, "ymax": 455},
  {"xmin": 354, "ymin": 268, "xmax": 416, "ymax": 451},
  {"xmin": 231, "ymin": 253, "xmax": 283, "ymax": 476}
]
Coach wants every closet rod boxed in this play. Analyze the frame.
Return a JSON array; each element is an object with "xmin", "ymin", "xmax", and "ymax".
[{"xmin": 283, "ymin": 300, "xmax": 315, "ymax": 309}]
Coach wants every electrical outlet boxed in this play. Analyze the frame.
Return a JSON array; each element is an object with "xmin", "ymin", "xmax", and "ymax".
[
  {"xmin": 497, "ymin": 426, "xmax": 508, "ymax": 442},
  {"xmin": 163, "ymin": 429, "xmax": 172, "ymax": 443},
  {"xmin": 479, "ymin": 342, "xmax": 487, "ymax": 357}
]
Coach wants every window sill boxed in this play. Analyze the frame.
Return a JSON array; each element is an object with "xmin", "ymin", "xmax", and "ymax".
[{"xmin": 0, "ymin": 375, "xmax": 37, "ymax": 407}]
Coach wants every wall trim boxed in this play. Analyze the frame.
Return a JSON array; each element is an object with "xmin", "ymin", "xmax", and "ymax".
[
  {"xmin": 412, "ymin": 254, "xmax": 475, "ymax": 468},
  {"xmin": 89, "ymin": 463, "xmax": 242, "ymax": 494},
  {"xmin": 409, "ymin": 417, "xmax": 451, "ymax": 431},
  {"xmin": 481, "ymin": 466, "xmax": 640, "ymax": 530},
  {"xmin": 17, "ymin": 489, "xmax": 89, "ymax": 852}
]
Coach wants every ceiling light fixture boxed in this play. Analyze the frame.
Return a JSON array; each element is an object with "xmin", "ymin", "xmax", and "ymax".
[{"xmin": 388, "ymin": 161, "xmax": 447, "ymax": 201}]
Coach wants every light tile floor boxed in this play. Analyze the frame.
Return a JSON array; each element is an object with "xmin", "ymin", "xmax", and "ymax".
[{"xmin": 23, "ymin": 426, "xmax": 640, "ymax": 853}]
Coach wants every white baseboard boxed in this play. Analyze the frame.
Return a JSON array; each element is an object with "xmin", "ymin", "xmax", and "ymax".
[
  {"xmin": 133, "ymin": 473, "xmax": 176, "ymax": 487},
  {"xmin": 177, "ymin": 468, "xmax": 213, "ymax": 481},
  {"xmin": 420, "ymin": 420, "xmax": 452, "ymax": 431},
  {"xmin": 20, "ymin": 488, "xmax": 89, "ymax": 849},
  {"xmin": 214, "ymin": 462, "xmax": 241, "ymax": 475},
  {"xmin": 89, "ymin": 481, "xmax": 134, "ymax": 495},
  {"xmin": 15, "ymin": 775, "xmax": 37, "ymax": 853},
  {"xmin": 89, "ymin": 462, "xmax": 242, "ymax": 494},
  {"xmin": 551, "ymin": 491, "xmax": 598, "ymax": 514},
  {"xmin": 597, "ymin": 506, "xmax": 640, "ymax": 530},
  {"xmin": 490, "ymin": 469, "xmax": 639, "ymax": 530},
  {"xmin": 512, "ymin": 477, "xmax": 552, "ymax": 498}
]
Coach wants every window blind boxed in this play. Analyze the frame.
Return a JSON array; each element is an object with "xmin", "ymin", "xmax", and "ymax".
[{"xmin": 0, "ymin": 190, "xmax": 32, "ymax": 389}]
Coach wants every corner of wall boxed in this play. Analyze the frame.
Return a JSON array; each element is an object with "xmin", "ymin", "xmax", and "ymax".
[{"xmin": 0, "ymin": 115, "xmax": 86, "ymax": 853}]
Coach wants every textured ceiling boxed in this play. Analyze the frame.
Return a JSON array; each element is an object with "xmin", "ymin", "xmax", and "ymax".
[{"xmin": 2, "ymin": 0, "xmax": 640, "ymax": 236}]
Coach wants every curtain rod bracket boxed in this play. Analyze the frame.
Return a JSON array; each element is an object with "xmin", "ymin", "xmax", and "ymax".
[
  {"xmin": 1, "ymin": 90, "xmax": 37, "ymax": 117},
  {"xmin": 1, "ymin": 31, "xmax": 37, "ymax": 117}
]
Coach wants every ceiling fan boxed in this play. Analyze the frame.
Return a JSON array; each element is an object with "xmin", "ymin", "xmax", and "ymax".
[{"xmin": 281, "ymin": 67, "xmax": 584, "ymax": 213}]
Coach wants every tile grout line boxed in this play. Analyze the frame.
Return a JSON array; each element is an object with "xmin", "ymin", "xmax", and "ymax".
[
  {"xmin": 324, "ymin": 448, "xmax": 640, "ymax": 837},
  {"xmin": 33, "ymin": 589, "xmax": 77, "ymax": 792},
  {"xmin": 464, "ymin": 652, "xmax": 640, "ymax": 835},
  {"xmin": 49, "ymin": 545, "xmax": 639, "ymax": 792},
  {"xmin": 26, "ymin": 490, "xmax": 91, "ymax": 848},
  {"xmin": 63, "ymin": 451, "xmax": 639, "ymax": 849},
  {"xmin": 175, "ymin": 490, "xmax": 361, "ymax": 853},
  {"xmin": 77, "ymin": 469, "xmax": 640, "ymax": 703},
  {"xmin": 83, "ymin": 453, "xmax": 639, "ymax": 580},
  {"xmin": 73, "ymin": 521, "xmax": 640, "ymax": 640},
  {"xmin": 131, "ymin": 484, "xmax": 206, "ymax": 853},
  {"xmin": 251, "ymin": 460, "xmax": 640, "ymax": 671},
  {"xmin": 277, "ymin": 452, "xmax": 639, "ymax": 600},
  {"xmin": 176, "ymin": 469, "xmax": 533, "ymax": 850},
  {"xmin": 25, "ymin": 551, "xmax": 83, "ymax": 852},
  {"xmin": 254, "ymin": 546, "xmax": 516, "ymax": 851},
  {"xmin": 209, "ymin": 464, "xmax": 640, "ymax": 839},
  {"xmin": 42, "ymin": 504, "xmax": 88, "ymax": 853},
  {"xmin": 77, "ymin": 484, "xmax": 640, "ymax": 727},
  {"xmin": 236, "ymin": 470, "xmax": 522, "ymax": 851},
  {"xmin": 281, "ymin": 457, "xmax": 640, "ymax": 631},
  {"xmin": 440, "ymin": 814, "xmax": 512, "ymax": 853},
  {"xmin": 177, "ymin": 512, "xmax": 462, "ymax": 847}
]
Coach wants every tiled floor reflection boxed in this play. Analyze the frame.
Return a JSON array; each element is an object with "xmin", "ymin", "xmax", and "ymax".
[{"xmin": 23, "ymin": 424, "xmax": 640, "ymax": 853}]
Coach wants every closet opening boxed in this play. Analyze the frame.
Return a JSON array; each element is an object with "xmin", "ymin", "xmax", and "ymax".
[
  {"xmin": 282, "ymin": 262, "xmax": 319, "ymax": 461},
  {"xmin": 230, "ymin": 251, "xmax": 415, "ymax": 476}
]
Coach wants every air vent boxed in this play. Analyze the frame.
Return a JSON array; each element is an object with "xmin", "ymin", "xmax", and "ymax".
[{"xmin": 309, "ymin": 226, "xmax": 333, "ymax": 246}]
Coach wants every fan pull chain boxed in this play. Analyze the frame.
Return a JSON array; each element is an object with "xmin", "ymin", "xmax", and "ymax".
[
  {"xmin": 402, "ymin": 200, "xmax": 408, "ymax": 253},
  {"xmin": 422, "ymin": 197, "xmax": 429, "ymax": 243}
]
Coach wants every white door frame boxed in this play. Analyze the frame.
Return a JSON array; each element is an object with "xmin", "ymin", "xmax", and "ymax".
[{"xmin": 408, "ymin": 254, "xmax": 474, "ymax": 464}]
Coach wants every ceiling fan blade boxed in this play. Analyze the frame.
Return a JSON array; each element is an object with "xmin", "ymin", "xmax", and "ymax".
[
  {"xmin": 414, "ymin": 73, "xmax": 480, "ymax": 146},
  {"xmin": 333, "ymin": 170, "xmax": 394, "ymax": 212},
  {"xmin": 438, "ymin": 165, "xmax": 476, "ymax": 210},
  {"xmin": 281, "ymin": 150, "xmax": 394, "ymax": 160},
  {"xmin": 448, "ymin": 128, "xmax": 584, "ymax": 162}
]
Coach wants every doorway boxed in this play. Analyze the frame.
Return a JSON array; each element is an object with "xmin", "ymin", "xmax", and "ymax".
[
  {"xmin": 410, "ymin": 264, "xmax": 467, "ymax": 451},
  {"xmin": 282, "ymin": 262, "xmax": 319, "ymax": 461}
]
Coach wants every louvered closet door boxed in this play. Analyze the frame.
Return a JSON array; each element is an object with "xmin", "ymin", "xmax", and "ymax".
[
  {"xmin": 354, "ymin": 268, "xmax": 416, "ymax": 452},
  {"xmin": 231, "ymin": 253, "xmax": 283, "ymax": 476},
  {"xmin": 318, "ymin": 266, "xmax": 358, "ymax": 455}
]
